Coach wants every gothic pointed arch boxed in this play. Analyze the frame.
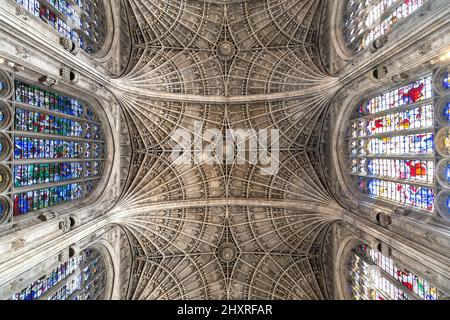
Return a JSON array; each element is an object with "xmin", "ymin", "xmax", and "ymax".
[
  {"xmin": 335, "ymin": 64, "xmax": 450, "ymax": 222},
  {"xmin": 0, "ymin": 69, "xmax": 113, "ymax": 225},
  {"xmin": 336, "ymin": 237, "xmax": 449, "ymax": 300},
  {"xmin": 13, "ymin": 0, "xmax": 113, "ymax": 56}
]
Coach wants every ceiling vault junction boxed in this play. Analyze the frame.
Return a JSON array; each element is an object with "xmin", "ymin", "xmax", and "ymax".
[{"xmin": 111, "ymin": 0, "xmax": 341, "ymax": 300}]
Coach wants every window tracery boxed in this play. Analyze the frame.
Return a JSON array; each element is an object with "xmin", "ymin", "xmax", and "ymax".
[
  {"xmin": 0, "ymin": 71, "xmax": 105, "ymax": 222},
  {"xmin": 349, "ymin": 243, "xmax": 441, "ymax": 300},
  {"xmin": 343, "ymin": 0, "xmax": 429, "ymax": 52},
  {"xmin": 14, "ymin": 0, "xmax": 107, "ymax": 54},
  {"xmin": 348, "ymin": 68, "xmax": 450, "ymax": 219},
  {"xmin": 11, "ymin": 248, "xmax": 107, "ymax": 300},
  {"xmin": 349, "ymin": 75, "xmax": 436, "ymax": 212}
]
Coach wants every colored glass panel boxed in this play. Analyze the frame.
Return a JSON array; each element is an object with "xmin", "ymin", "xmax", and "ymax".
[
  {"xmin": 367, "ymin": 159, "xmax": 434, "ymax": 183},
  {"xmin": 443, "ymin": 69, "xmax": 449, "ymax": 89},
  {"xmin": 366, "ymin": 132, "xmax": 434, "ymax": 156},
  {"xmin": 365, "ymin": 104, "xmax": 433, "ymax": 135},
  {"xmin": 14, "ymin": 0, "xmax": 105, "ymax": 53},
  {"xmin": 350, "ymin": 254, "xmax": 409, "ymax": 300},
  {"xmin": 93, "ymin": 143, "xmax": 102, "ymax": 157},
  {"xmin": 11, "ymin": 254, "xmax": 82, "ymax": 300},
  {"xmin": 443, "ymin": 102, "xmax": 450, "ymax": 122},
  {"xmin": 350, "ymin": 75, "xmax": 436, "ymax": 212},
  {"xmin": 14, "ymin": 80, "xmax": 84, "ymax": 117},
  {"xmin": 367, "ymin": 178, "xmax": 434, "ymax": 211},
  {"xmin": 365, "ymin": 76, "xmax": 432, "ymax": 115},
  {"xmin": 369, "ymin": 249, "xmax": 438, "ymax": 300},
  {"xmin": 13, "ymin": 163, "xmax": 83, "ymax": 187},
  {"xmin": 13, "ymin": 183, "xmax": 83, "ymax": 216},
  {"xmin": 344, "ymin": 0, "xmax": 428, "ymax": 52},
  {"xmin": 14, "ymin": 137, "xmax": 82, "ymax": 159},
  {"xmin": 15, "ymin": 109, "xmax": 83, "ymax": 137}
]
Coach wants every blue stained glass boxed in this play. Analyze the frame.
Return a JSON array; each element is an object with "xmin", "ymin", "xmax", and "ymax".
[
  {"xmin": 13, "ymin": 183, "xmax": 83, "ymax": 216},
  {"xmin": 443, "ymin": 102, "xmax": 450, "ymax": 122},
  {"xmin": 367, "ymin": 178, "xmax": 434, "ymax": 211},
  {"xmin": 0, "ymin": 143, "xmax": 3, "ymax": 153},
  {"xmin": 446, "ymin": 195, "xmax": 450, "ymax": 212},
  {"xmin": 14, "ymin": 80, "xmax": 85, "ymax": 117},
  {"xmin": 0, "ymin": 203, "xmax": 3, "ymax": 216},
  {"xmin": 444, "ymin": 70, "xmax": 449, "ymax": 89},
  {"xmin": 0, "ymin": 81, "xmax": 5, "ymax": 91},
  {"xmin": 15, "ymin": 108, "xmax": 84, "ymax": 137},
  {"xmin": 367, "ymin": 133, "xmax": 434, "ymax": 156},
  {"xmin": 0, "ymin": 110, "xmax": 4, "ymax": 122},
  {"xmin": 445, "ymin": 164, "xmax": 450, "ymax": 184},
  {"xmin": 14, "ymin": 163, "xmax": 83, "ymax": 187},
  {"xmin": 367, "ymin": 159, "xmax": 373, "ymax": 174},
  {"xmin": 86, "ymin": 108, "xmax": 95, "ymax": 121},
  {"xmin": 11, "ymin": 254, "xmax": 84, "ymax": 300},
  {"xmin": 94, "ymin": 143, "xmax": 101, "ymax": 157},
  {"xmin": 14, "ymin": 137, "xmax": 82, "ymax": 159}
]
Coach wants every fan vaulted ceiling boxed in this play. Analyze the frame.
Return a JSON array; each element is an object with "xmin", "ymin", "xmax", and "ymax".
[{"xmin": 111, "ymin": 0, "xmax": 342, "ymax": 300}]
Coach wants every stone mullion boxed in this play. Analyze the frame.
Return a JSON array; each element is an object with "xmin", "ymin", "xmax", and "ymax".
[
  {"xmin": 10, "ymin": 176, "xmax": 100, "ymax": 195},
  {"xmin": 349, "ymin": 98, "xmax": 434, "ymax": 122},
  {"xmin": 12, "ymin": 100, "xmax": 103, "ymax": 126},
  {"xmin": 13, "ymin": 130, "xmax": 105, "ymax": 144},
  {"xmin": 9, "ymin": 158, "xmax": 105, "ymax": 164},
  {"xmin": 349, "ymin": 173, "xmax": 433, "ymax": 189}
]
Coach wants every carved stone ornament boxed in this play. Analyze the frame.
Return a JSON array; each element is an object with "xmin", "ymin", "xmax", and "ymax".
[
  {"xmin": 418, "ymin": 41, "xmax": 432, "ymax": 56},
  {"xmin": 377, "ymin": 212, "xmax": 392, "ymax": 228},
  {"xmin": 15, "ymin": 45, "xmax": 28, "ymax": 59},
  {"xmin": 9, "ymin": 279, "xmax": 23, "ymax": 293},
  {"xmin": 59, "ymin": 37, "xmax": 79, "ymax": 55},
  {"xmin": 424, "ymin": 232, "xmax": 438, "ymax": 245},
  {"xmin": 59, "ymin": 217, "xmax": 71, "ymax": 232},
  {"xmin": 58, "ymin": 249, "xmax": 70, "ymax": 262},
  {"xmin": 59, "ymin": 37, "xmax": 73, "ymax": 51},
  {"xmin": 391, "ymin": 73, "xmax": 409, "ymax": 84},
  {"xmin": 60, "ymin": 66, "xmax": 71, "ymax": 82},
  {"xmin": 39, "ymin": 75, "xmax": 57, "ymax": 87},
  {"xmin": 218, "ymin": 242, "xmax": 237, "ymax": 262},
  {"xmin": 38, "ymin": 211, "xmax": 56, "ymax": 222},
  {"xmin": 369, "ymin": 35, "xmax": 388, "ymax": 53},
  {"xmin": 15, "ymin": 5, "xmax": 28, "ymax": 20},
  {"xmin": 217, "ymin": 41, "xmax": 236, "ymax": 61},
  {"xmin": 10, "ymin": 238, "xmax": 26, "ymax": 252}
]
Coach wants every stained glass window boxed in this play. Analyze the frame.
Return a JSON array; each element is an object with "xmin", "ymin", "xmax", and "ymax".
[
  {"xmin": 11, "ymin": 248, "xmax": 107, "ymax": 300},
  {"xmin": 14, "ymin": 0, "xmax": 107, "ymax": 54},
  {"xmin": 15, "ymin": 81, "xmax": 84, "ymax": 116},
  {"xmin": 350, "ymin": 244, "xmax": 440, "ymax": 300},
  {"xmin": 13, "ymin": 183, "xmax": 83, "ymax": 215},
  {"xmin": 11, "ymin": 254, "xmax": 82, "ymax": 300},
  {"xmin": 7, "ymin": 80, "xmax": 105, "ymax": 217},
  {"xmin": 349, "ymin": 75, "xmax": 435, "ymax": 212},
  {"xmin": 15, "ymin": 109, "xmax": 83, "ymax": 137},
  {"xmin": 343, "ymin": 0, "xmax": 429, "ymax": 52},
  {"xmin": 13, "ymin": 163, "xmax": 84, "ymax": 187},
  {"xmin": 443, "ymin": 68, "xmax": 449, "ymax": 89}
]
